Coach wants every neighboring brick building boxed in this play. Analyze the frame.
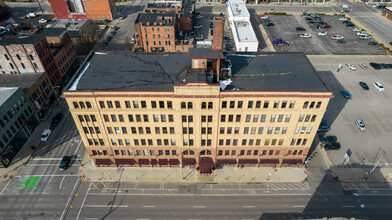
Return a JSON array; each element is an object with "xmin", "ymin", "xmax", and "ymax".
[
  {"xmin": 0, "ymin": 73, "xmax": 54, "ymax": 119},
  {"xmin": 212, "ymin": 17, "xmax": 224, "ymax": 51},
  {"xmin": 0, "ymin": 87, "xmax": 38, "ymax": 167},
  {"xmin": 382, "ymin": 7, "xmax": 392, "ymax": 22},
  {"xmin": 0, "ymin": 35, "xmax": 60, "ymax": 87},
  {"xmin": 63, "ymin": 49, "xmax": 333, "ymax": 172},
  {"xmin": 39, "ymin": 28, "xmax": 79, "ymax": 90},
  {"xmin": 0, "ymin": 29, "xmax": 79, "ymax": 89},
  {"xmin": 48, "ymin": 0, "xmax": 115, "ymax": 20}
]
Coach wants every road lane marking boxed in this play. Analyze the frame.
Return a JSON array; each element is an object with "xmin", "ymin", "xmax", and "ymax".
[
  {"xmin": 73, "ymin": 138, "xmax": 83, "ymax": 156},
  {"xmin": 76, "ymin": 183, "xmax": 91, "ymax": 220},
  {"xmin": 240, "ymin": 219, "xmax": 254, "ymax": 220},
  {"xmin": 18, "ymin": 174, "xmax": 78, "ymax": 177},
  {"xmin": 292, "ymin": 205, "xmax": 305, "ymax": 207},
  {"xmin": 243, "ymin": 206, "xmax": 256, "ymax": 208},
  {"xmin": 26, "ymin": 164, "xmax": 79, "ymax": 167},
  {"xmin": 343, "ymin": 206, "xmax": 355, "ymax": 208},
  {"xmin": 31, "ymin": 158, "xmax": 63, "ymax": 160},
  {"xmin": 193, "ymin": 206, "xmax": 206, "ymax": 208},
  {"xmin": 88, "ymin": 193, "xmax": 313, "ymax": 196},
  {"xmin": 60, "ymin": 178, "xmax": 80, "ymax": 220},
  {"xmin": 83, "ymin": 205, "xmax": 128, "ymax": 208},
  {"xmin": 136, "ymin": 219, "xmax": 149, "ymax": 220},
  {"xmin": 0, "ymin": 179, "xmax": 11, "ymax": 196},
  {"xmin": 143, "ymin": 206, "xmax": 156, "ymax": 208},
  {"xmin": 59, "ymin": 176, "xmax": 65, "ymax": 189}
]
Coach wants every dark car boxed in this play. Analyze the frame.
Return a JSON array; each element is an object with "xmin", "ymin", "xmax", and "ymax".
[
  {"xmin": 318, "ymin": 120, "xmax": 330, "ymax": 132},
  {"xmin": 210, "ymin": 29, "xmax": 213, "ymax": 35},
  {"xmin": 106, "ymin": 36, "xmax": 112, "ymax": 42},
  {"xmin": 102, "ymin": 41, "xmax": 108, "ymax": 47},
  {"xmin": 321, "ymin": 136, "xmax": 337, "ymax": 145},
  {"xmin": 370, "ymin": 62, "xmax": 381, "ymax": 70},
  {"xmin": 343, "ymin": 20, "xmax": 351, "ymax": 24},
  {"xmin": 368, "ymin": 41, "xmax": 378, "ymax": 45},
  {"xmin": 337, "ymin": 39, "xmax": 346, "ymax": 44},
  {"xmin": 305, "ymin": 17, "xmax": 313, "ymax": 21},
  {"xmin": 346, "ymin": 23, "xmax": 355, "ymax": 27},
  {"xmin": 308, "ymin": 20, "xmax": 316, "ymax": 24},
  {"xmin": 359, "ymin": 82, "xmax": 369, "ymax": 90},
  {"xmin": 340, "ymin": 90, "xmax": 351, "ymax": 98},
  {"xmin": 296, "ymin": 27, "xmax": 306, "ymax": 31},
  {"xmin": 316, "ymin": 19, "xmax": 325, "ymax": 24},
  {"xmin": 113, "ymin": 26, "xmax": 119, "ymax": 31},
  {"xmin": 110, "ymin": 31, "xmax": 116, "ymax": 36},
  {"xmin": 59, "ymin": 156, "xmax": 71, "ymax": 170},
  {"xmin": 324, "ymin": 142, "xmax": 341, "ymax": 150},
  {"xmin": 266, "ymin": 23, "xmax": 274, "ymax": 26},
  {"xmin": 389, "ymin": 42, "xmax": 392, "ymax": 46},
  {"xmin": 51, "ymin": 113, "xmax": 63, "ymax": 127},
  {"xmin": 262, "ymin": 19, "xmax": 271, "ymax": 22}
]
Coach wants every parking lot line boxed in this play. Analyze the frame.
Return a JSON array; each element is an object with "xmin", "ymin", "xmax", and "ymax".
[{"xmin": 0, "ymin": 179, "xmax": 11, "ymax": 196}]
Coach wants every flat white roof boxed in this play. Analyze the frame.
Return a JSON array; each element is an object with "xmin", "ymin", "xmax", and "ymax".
[
  {"xmin": 0, "ymin": 87, "xmax": 18, "ymax": 106},
  {"xmin": 228, "ymin": 0, "xmax": 250, "ymax": 18},
  {"xmin": 235, "ymin": 21, "xmax": 258, "ymax": 43}
]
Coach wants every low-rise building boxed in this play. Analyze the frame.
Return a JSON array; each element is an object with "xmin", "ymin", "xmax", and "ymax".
[
  {"xmin": 0, "ymin": 73, "xmax": 54, "ymax": 119},
  {"xmin": 48, "ymin": 0, "xmax": 116, "ymax": 20},
  {"xmin": 226, "ymin": 0, "xmax": 258, "ymax": 52},
  {"xmin": 63, "ymin": 49, "xmax": 332, "ymax": 172},
  {"xmin": 382, "ymin": 7, "xmax": 392, "ymax": 22},
  {"xmin": 0, "ymin": 87, "xmax": 38, "ymax": 167}
]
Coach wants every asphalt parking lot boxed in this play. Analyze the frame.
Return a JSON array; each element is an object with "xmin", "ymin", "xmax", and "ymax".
[
  {"xmin": 309, "ymin": 55, "xmax": 392, "ymax": 168},
  {"xmin": 263, "ymin": 15, "xmax": 387, "ymax": 55}
]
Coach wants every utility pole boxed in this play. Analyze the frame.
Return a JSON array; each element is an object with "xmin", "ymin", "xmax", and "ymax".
[{"xmin": 36, "ymin": 0, "xmax": 44, "ymax": 14}]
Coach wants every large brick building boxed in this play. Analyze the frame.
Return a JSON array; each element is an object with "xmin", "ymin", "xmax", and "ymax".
[
  {"xmin": 48, "ymin": 0, "xmax": 116, "ymax": 20},
  {"xmin": 63, "ymin": 49, "xmax": 332, "ymax": 172},
  {"xmin": 0, "ymin": 29, "xmax": 78, "ymax": 89}
]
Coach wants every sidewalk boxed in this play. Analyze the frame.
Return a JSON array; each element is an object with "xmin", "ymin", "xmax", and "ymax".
[
  {"xmin": 79, "ymin": 153, "xmax": 307, "ymax": 183},
  {"xmin": 0, "ymin": 98, "xmax": 65, "ymax": 182},
  {"xmin": 319, "ymin": 143, "xmax": 392, "ymax": 183}
]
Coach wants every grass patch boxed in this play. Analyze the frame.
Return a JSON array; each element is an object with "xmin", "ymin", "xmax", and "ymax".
[{"xmin": 266, "ymin": 12, "xmax": 287, "ymax": 15}]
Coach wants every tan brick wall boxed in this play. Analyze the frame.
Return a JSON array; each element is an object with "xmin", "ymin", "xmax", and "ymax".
[{"xmin": 64, "ymin": 83, "xmax": 332, "ymax": 168}]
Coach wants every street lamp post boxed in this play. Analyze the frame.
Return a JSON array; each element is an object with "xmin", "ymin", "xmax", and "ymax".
[{"xmin": 368, "ymin": 158, "xmax": 388, "ymax": 175}]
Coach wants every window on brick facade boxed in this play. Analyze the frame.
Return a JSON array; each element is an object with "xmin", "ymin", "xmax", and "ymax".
[
  {"xmin": 248, "ymin": 101, "xmax": 253, "ymax": 108},
  {"xmin": 222, "ymin": 101, "xmax": 227, "ymax": 108}
]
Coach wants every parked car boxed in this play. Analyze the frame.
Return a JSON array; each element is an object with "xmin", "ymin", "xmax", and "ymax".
[
  {"xmin": 358, "ymin": 63, "xmax": 368, "ymax": 70},
  {"xmin": 119, "ymin": 15, "xmax": 126, "ymax": 20},
  {"xmin": 102, "ymin": 41, "xmax": 108, "ymax": 47},
  {"xmin": 59, "ymin": 156, "xmax": 71, "ymax": 170},
  {"xmin": 359, "ymin": 82, "xmax": 369, "ymax": 90},
  {"xmin": 352, "ymin": 27, "xmax": 361, "ymax": 32},
  {"xmin": 262, "ymin": 19, "xmax": 271, "ymax": 22},
  {"xmin": 306, "ymin": 17, "xmax": 313, "ymax": 21},
  {"xmin": 340, "ymin": 90, "xmax": 351, "ymax": 98},
  {"xmin": 331, "ymin": 35, "xmax": 344, "ymax": 40},
  {"xmin": 318, "ymin": 120, "xmax": 330, "ymax": 132},
  {"xmin": 259, "ymin": 15, "xmax": 269, "ymax": 20},
  {"xmin": 309, "ymin": 23, "xmax": 318, "ymax": 27},
  {"xmin": 355, "ymin": 120, "xmax": 366, "ymax": 131},
  {"xmin": 347, "ymin": 64, "xmax": 356, "ymax": 70},
  {"xmin": 337, "ymin": 39, "xmax": 346, "ymax": 44},
  {"xmin": 267, "ymin": 9, "xmax": 276, "ymax": 12},
  {"xmin": 300, "ymin": 33, "xmax": 312, "ymax": 38},
  {"xmin": 51, "ymin": 113, "xmax": 63, "ymax": 127},
  {"xmin": 339, "ymin": 17, "xmax": 348, "ymax": 21},
  {"xmin": 324, "ymin": 142, "xmax": 341, "ymax": 150},
  {"xmin": 193, "ymin": 24, "xmax": 202, "ymax": 29},
  {"xmin": 266, "ymin": 23, "xmax": 274, "ymax": 26},
  {"xmin": 368, "ymin": 41, "xmax": 378, "ymax": 46},
  {"xmin": 374, "ymin": 82, "xmax": 384, "ymax": 91},
  {"xmin": 343, "ymin": 20, "xmax": 351, "ymax": 24},
  {"xmin": 195, "ymin": 35, "xmax": 204, "ymax": 40},
  {"xmin": 318, "ymin": 31, "xmax": 327, "ymax": 36},
  {"xmin": 359, "ymin": 35, "xmax": 372, "ymax": 39},
  {"xmin": 296, "ymin": 27, "xmax": 306, "ymax": 31},
  {"xmin": 26, "ymin": 12, "xmax": 36, "ymax": 18},
  {"xmin": 357, "ymin": 31, "xmax": 367, "ymax": 36},
  {"xmin": 303, "ymin": 14, "xmax": 311, "ymax": 18},
  {"xmin": 110, "ymin": 31, "xmax": 116, "ymax": 36},
  {"xmin": 323, "ymin": 24, "xmax": 331, "ymax": 28},
  {"xmin": 346, "ymin": 23, "xmax": 355, "ymax": 27},
  {"xmin": 370, "ymin": 62, "xmax": 381, "ymax": 70},
  {"xmin": 39, "ymin": 18, "xmax": 47, "ymax": 24},
  {"xmin": 195, "ymin": 15, "xmax": 203, "ymax": 19},
  {"xmin": 41, "ymin": 129, "xmax": 52, "ymax": 142},
  {"xmin": 113, "ymin": 26, "xmax": 119, "ymax": 31},
  {"xmin": 321, "ymin": 136, "xmax": 337, "ymax": 145}
]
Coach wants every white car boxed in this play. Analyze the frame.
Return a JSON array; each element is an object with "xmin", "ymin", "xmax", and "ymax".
[
  {"xmin": 260, "ymin": 15, "xmax": 269, "ymax": 20},
  {"xmin": 268, "ymin": 9, "xmax": 276, "ymax": 12},
  {"xmin": 358, "ymin": 63, "xmax": 368, "ymax": 70},
  {"xmin": 41, "ymin": 129, "xmax": 52, "ymax": 142},
  {"xmin": 195, "ymin": 35, "xmax": 204, "ymax": 40},
  {"xmin": 347, "ymin": 64, "xmax": 356, "ymax": 70},
  {"xmin": 195, "ymin": 15, "xmax": 203, "ymax": 19},
  {"xmin": 331, "ymin": 35, "xmax": 344, "ymax": 40},
  {"xmin": 300, "ymin": 33, "xmax": 312, "ymax": 38},
  {"xmin": 360, "ymin": 35, "xmax": 372, "ymax": 39},
  {"xmin": 374, "ymin": 82, "xmax": 384, "ymax": 91},
  {"xmin": 39, "ymin": 18, "xmax": 47, "ymax": 24},
  {"xmin": 357, "ymin": 31, "xmax": 367, "ymax": 36},
  {"xmin": 26, "ymin": 12, "xmax": 36, "ymax": 18},
  {"xmin": 318, "ymin": 31, "xmax": 327, "ymax": 36},
  {"xmin": 355, "ymin": 120, "xmax": 366, "ymax": 131},
  {"xmin": 339, "ymin": 17, "xmax": 347, "ymax": 21},
  {"xmin": 352, "ymin": 28, "xmax": 361, "ymax": 32}
]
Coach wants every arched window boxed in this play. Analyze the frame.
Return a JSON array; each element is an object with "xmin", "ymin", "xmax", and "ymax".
[
  {"xmin": 201, "ymin": 102, "xmax": 206, "ymax": 109},
  {"xmin": 303, "ymin": 101, "xmax": 309, "ymax": 109},
  {"xmin": 189, "ymin": 150, "xmax": 195, "ymax": 155},
  {"xmin": 181, "ymin": 102, "xmax": 186, "ymax": 109},
  {"xmin": 73, "ymin": 102, "xmax": 79, "ymax": 109},
  {"xmin": 293, "ymin": 150, "xmax": 298, "ymax": 155},
  {"xmin": 208, "ymin": 102, "xmax": 213, "ymax": 109},
  {"xmin": 316, "ymin": 101, "xmax": 322, "ymax": 109},
  {"xmin": 309, "ymin": 101, "xmax": 315, "ymax": 108},
  {"xmin": 206, "ymin": 150, "xmax": 212, "ymax": 155},
  {"xmin": 86, "ymin": 101, "xmax": 92, "ymax": 108},
  {"xmin": 187, "ymin": 102, "xmax": 193, "ymax": 109},
  {"xmin": 79, "ymin": 101, "xmax": 85, "ymax": 109},
  {"xmin": 311, "ymin": 115, "xmax": 317, "ymax": 122},
  {"xmin": 183, "ymin": 150, "xmax": 189, "ymax": 155}
]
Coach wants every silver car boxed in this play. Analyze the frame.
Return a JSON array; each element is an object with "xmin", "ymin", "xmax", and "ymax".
[{"xmin": 355, "ymin": 120, "xmax": 366, "ymax": 131}]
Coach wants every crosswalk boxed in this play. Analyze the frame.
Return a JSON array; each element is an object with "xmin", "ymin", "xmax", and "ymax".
[{"xmin": 342, "ymin": 182, "xmax": 392, "ymax": 191}]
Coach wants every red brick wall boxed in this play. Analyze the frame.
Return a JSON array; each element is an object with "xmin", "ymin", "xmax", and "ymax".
[
  {"xmin": 381, "ymin": 9, "xmax": 392, "ymax": 21},
  {"xmin": 83, "ymin": 0, "xmax": 114, "ymax": 20},
  {"xmin": 48, "ymin": 0, "xmax": 70, "ymax": 19}
]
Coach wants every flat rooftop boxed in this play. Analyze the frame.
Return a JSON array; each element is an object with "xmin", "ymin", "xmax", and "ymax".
[
  {"xmin": 0, "ymin": 34, "xmax": 43, "ymax": 45},
  {"xmin": 228, "ymin": 0, "xmax": 250, "ymax": 18},
  {"xmin": 234, "ymin": 21, "xmax": 257, "ymax": 43},
  {"xmin": 67, "ymin": 52, "xmax": 329, "ymax": 93},
  {"xmin": 136, "ymin": 12, "xmax": 176, "ymax": 26},
  {"xmin": 0, "ymin": 87, "xmax": 19, "ymax": 106},
  {"xmin": 0, "ymin": 73, "xmax": 44, "ymax": 92}
]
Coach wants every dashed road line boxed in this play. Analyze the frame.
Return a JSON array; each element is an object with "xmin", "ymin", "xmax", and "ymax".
[
  {"xmin": 143, "ymin": 205, "xmax": 156, "ymax": 208},
  {"xmin": 83, "ymin": 205, "xmax": 129, "ymax": 208},
  {"xmin": 193, "ymin": 206, "xmax": 206, "ymax": 208},
  {"xmin": 343, "ymin": 205, "xmax": 355, "ymax": 208},
  {"xmin": 243, "ymin": 206, "xmax": 256, "ymax": 208},
  {"xmin": 292, "ymin": 205, "xmax": 305, "ymax": 208}
]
